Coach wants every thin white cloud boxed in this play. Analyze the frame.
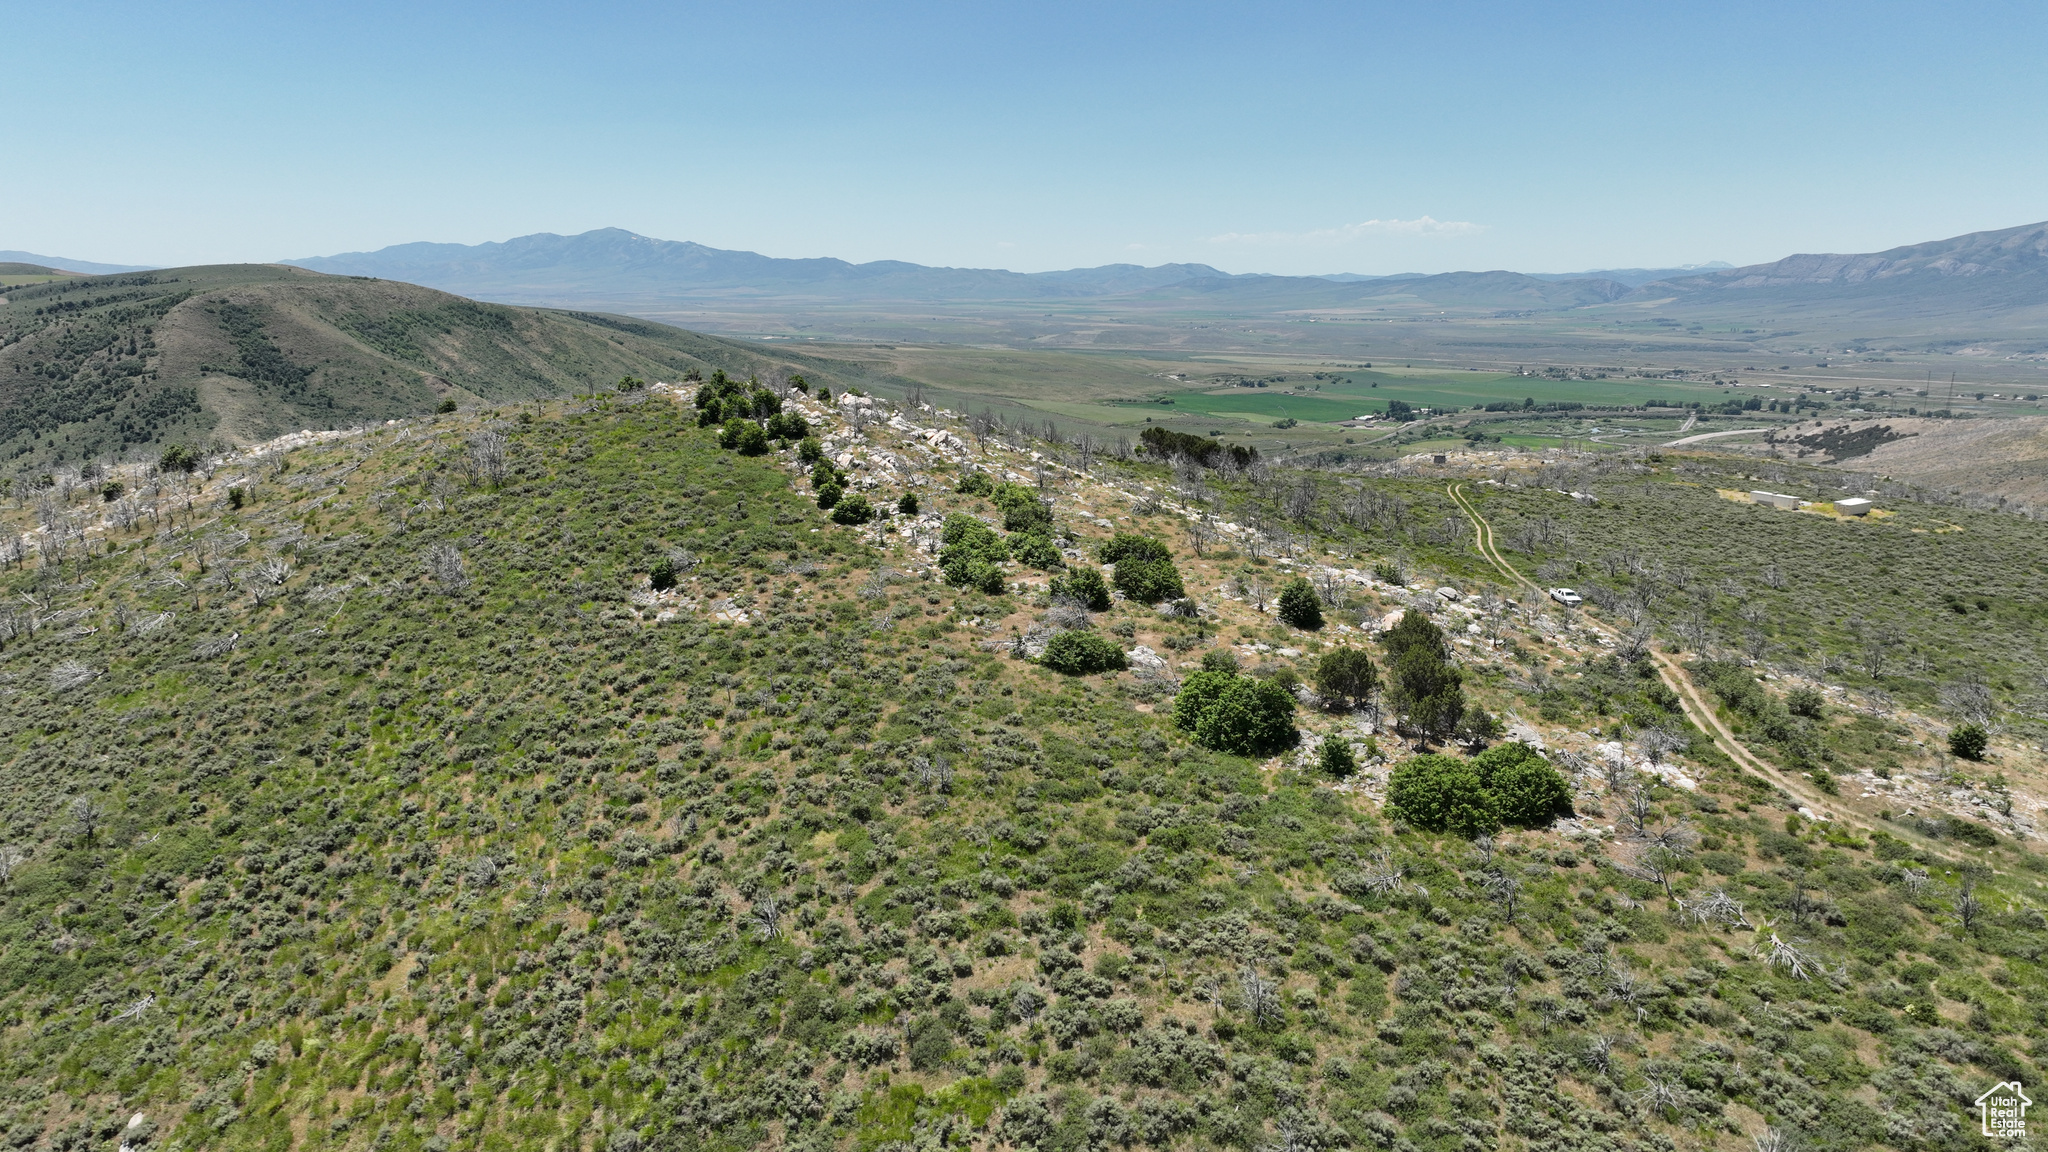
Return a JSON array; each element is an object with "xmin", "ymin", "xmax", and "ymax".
[{"xmin": 1207, "ymin": 216, "xmax": 1486, "ymax": 245}]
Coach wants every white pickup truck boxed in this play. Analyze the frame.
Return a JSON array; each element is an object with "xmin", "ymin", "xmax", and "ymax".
[{"xmin": 1548, "ymin": 587, "xmax": 1583, "ymax": 607}]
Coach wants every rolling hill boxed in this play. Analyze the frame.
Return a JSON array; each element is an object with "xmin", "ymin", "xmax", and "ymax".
[
  {"xmin": 5, "ymin": 382, "xmax": 2047, "ymax": 1152},
  {"xmin": 0, "ymin": 264, "xmax": 904, "ymax": 470}
]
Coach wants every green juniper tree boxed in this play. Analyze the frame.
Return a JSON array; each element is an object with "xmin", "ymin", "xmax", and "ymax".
[
  {"xmin": 1277, "ymin": 577, "xmax": 1323, "ymax": 629},
  {"xmin": 1314, "ymin": 647, "xmax": 1378, "ymax": 712}
]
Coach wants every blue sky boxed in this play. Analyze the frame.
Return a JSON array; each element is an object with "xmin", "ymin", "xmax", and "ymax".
[{"xmin": 7, "ymin": 0, "xmax": 2046, "ymax": 275}]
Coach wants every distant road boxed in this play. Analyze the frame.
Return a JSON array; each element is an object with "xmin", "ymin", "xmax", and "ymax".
[{"xmin": 1664, "ymin": 426, "xmax": 1770, "ymax": 446}]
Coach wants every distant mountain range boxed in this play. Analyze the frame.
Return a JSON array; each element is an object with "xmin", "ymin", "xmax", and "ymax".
[
  {"xmin": 0, "ymin": 250, "xmax": 155, "ymax": 276},
  {"xmin": 20, "ymin": 220, "xmax": 2048, "ymax": 324},
  {"xmin": 286, "ymin": 229, "xmax": 1250, "ymax": 303},
  {"xmin": 1644, "ymin": 220, "xmax": 2048, "ymax": 305},
  {"xmin": 1529, "ymin": 263, "xmax": 1736, "ymax": 287},
  {"xmin": 282, "ymin": 228, "xmax": 1649, "ymax": 310},
  {"xmin": 1318, "ymin": 263, "xmax": 1735, "ymax": 288},
  {"xmin": 282, "ymin": 221, "xmax": 2048, "ymax": 320}
]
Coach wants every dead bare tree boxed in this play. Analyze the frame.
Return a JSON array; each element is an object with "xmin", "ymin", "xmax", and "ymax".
[
  {"xmin": 967, "ymin": 409, "xmax": 996, "ymax": 448},
  {"xmin": 1782, "ymin": 887, "xmax": 1828, "ymax": 928},
  {"xmin": 426, "ymin": 543, "xmax": 468, "ymax": 592},
  {"xmin": 1676, "ymin": 888, "xmax": 1752, "ymax": 929},
  {"xmin": 1351, "ymin": 850, "xmax": 1404, "ymax": 894},
  {"xmin": 1238, "ymin": 966, "xmax": 1283, "ymax": 1029},
  {"xmin": 1861, "ymin": 623, "xmax": 1901, "ymax": 679},
  {"xmin": 1615, "ymin": 624, "xmax": 1654, "ymax": 664},
  {"xmin": 1238, "ymin": 576, "xmax": 1269, "ymax": 613},
  {"xmin": 468, "ymin": 429, "xmax": 509, "ymax": 488},
  {"xmin": 193, "ymin": 632, "xmax": 241, "ymax": 659},
  {"xmin": 32, "ymin": 489, "xmax": 61, "ymax": 532},
  {"xmin": 1581, "ymin": 1034, "xmax": 1615, "ymax": 1075},
  {"xmin": 1284, "ymin": 474, "xmax": 1320, "ymax": 525},
  {"xmin": 1317, "ymin": 568, "xmax": 1346, "ymax": 609},
  {"xmin": 1632, "ymin": 1076, "xmax": 1687, "ymax": 1118},
  {"xmin": 751, "ymin": 897, "xmax": 782, "ymax": 940},
  {"xmin": 1482, "ymin": 868, "xmax": 1521, "ymax": 922},
  {"xmin": 1742, "ymin": 628, "xmax": 1770, "ymax": 662},
  {"xmin": 1940, "ymin": 678, "xmax": 1996, "ymax": 726},
  {"xmin": 1675, "ymin": 607, "xmax": 1713, "ymax": 652},
  {"xmin": 1616, "ymin": 837, "xmax": 1689, "ymax": 900},
  {"xmin": 1752, "ymin": 929, "xmax": 1839, "ymax": 981},
  {"xmin": 49, "ymin": 660, "xmax": 99, "ymax": 692},
  {"xmin": 1958, "ymin": 871, "xmax": 1986, "ymax": 932},
  {"xmin": 1619, "ymin": 784, "xmax": 1656, "ymax": 834},
  {"xmin": 1639, "ymin": 726, "xmax": 1686, "ymax": 766},
  {"xmin": 913, "ymin": 753, "xmax": 954, "ymax": 793},
  {"xmin": 67, "ymin": 796, "xmax": 107, "ymax": 842}
]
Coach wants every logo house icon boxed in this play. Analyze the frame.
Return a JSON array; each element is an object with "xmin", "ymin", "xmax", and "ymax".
[{"xmin": 1977, "ymin": 1082, "xmax": 2032, "ymax": 1139}]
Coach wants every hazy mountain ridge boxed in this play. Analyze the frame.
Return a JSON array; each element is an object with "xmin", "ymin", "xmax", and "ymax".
[
  {"xmin": 1137, "ymin": 268, "xmax": 1633, "ymax": 309},
  {"xmin": 1525, "ymin": 263, "xmax": 1734, "ymax": 288},
  {"xmin": 281, "ymin": 222, "xmax": 2048, "ymax": 321},
  {"xmin": 1645, "ymin": 220, "xmax": 2048, "ymax": 297},
  {"xmin": 287, "ymin": 229, "xmax": 1244, "ymax": 303},
  {"xmin": 0, "ymin": 250, "xmax": 156, "ymax": 276},
  {"xmin": 283, "ymin": 230, "xmax": 1630, "ymax": 309}
]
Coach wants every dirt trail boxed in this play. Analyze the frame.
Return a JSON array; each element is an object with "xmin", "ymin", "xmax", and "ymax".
[
  {"xmin": 1663, "ymin": 427, "xmax": 1769, "ymax": 446},
  {"xmin": 1444, "ymin": 482, "xmax": 1844, "ymax": 818}
]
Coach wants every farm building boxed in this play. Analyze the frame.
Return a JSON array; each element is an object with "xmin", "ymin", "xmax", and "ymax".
[
  {"xmin": 1749, "ymin": 490, "xmax": 1801, "ymax": 509},
  {"xmin": 1836, "ymin": 497, "xmax": 1874, "ymax": 515}
]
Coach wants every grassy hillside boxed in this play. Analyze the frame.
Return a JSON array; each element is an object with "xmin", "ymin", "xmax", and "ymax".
[
  {"xmin": 5, "ymin": 384, "xmax": 2048, "ymax": 1152},
  {"xmin": 0, "ymin": 265, "xmax": 894, "ymax": 473}
]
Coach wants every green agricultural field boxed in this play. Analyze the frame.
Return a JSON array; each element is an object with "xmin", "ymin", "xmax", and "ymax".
[
  {"xmin": 1136, "ymin": 390, "xmax": 1373, "ymax": 425},
  {"xmin": 778, "ymin": 342, "xmax": 1791, "ymax": 453},
  {"xmin": 1154, "ymin": 372, "xmax": 1767, "ymax": 428},
  {"xmin": 0, "ymin": 262, "xmax": 77, "ymax": 287}
]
